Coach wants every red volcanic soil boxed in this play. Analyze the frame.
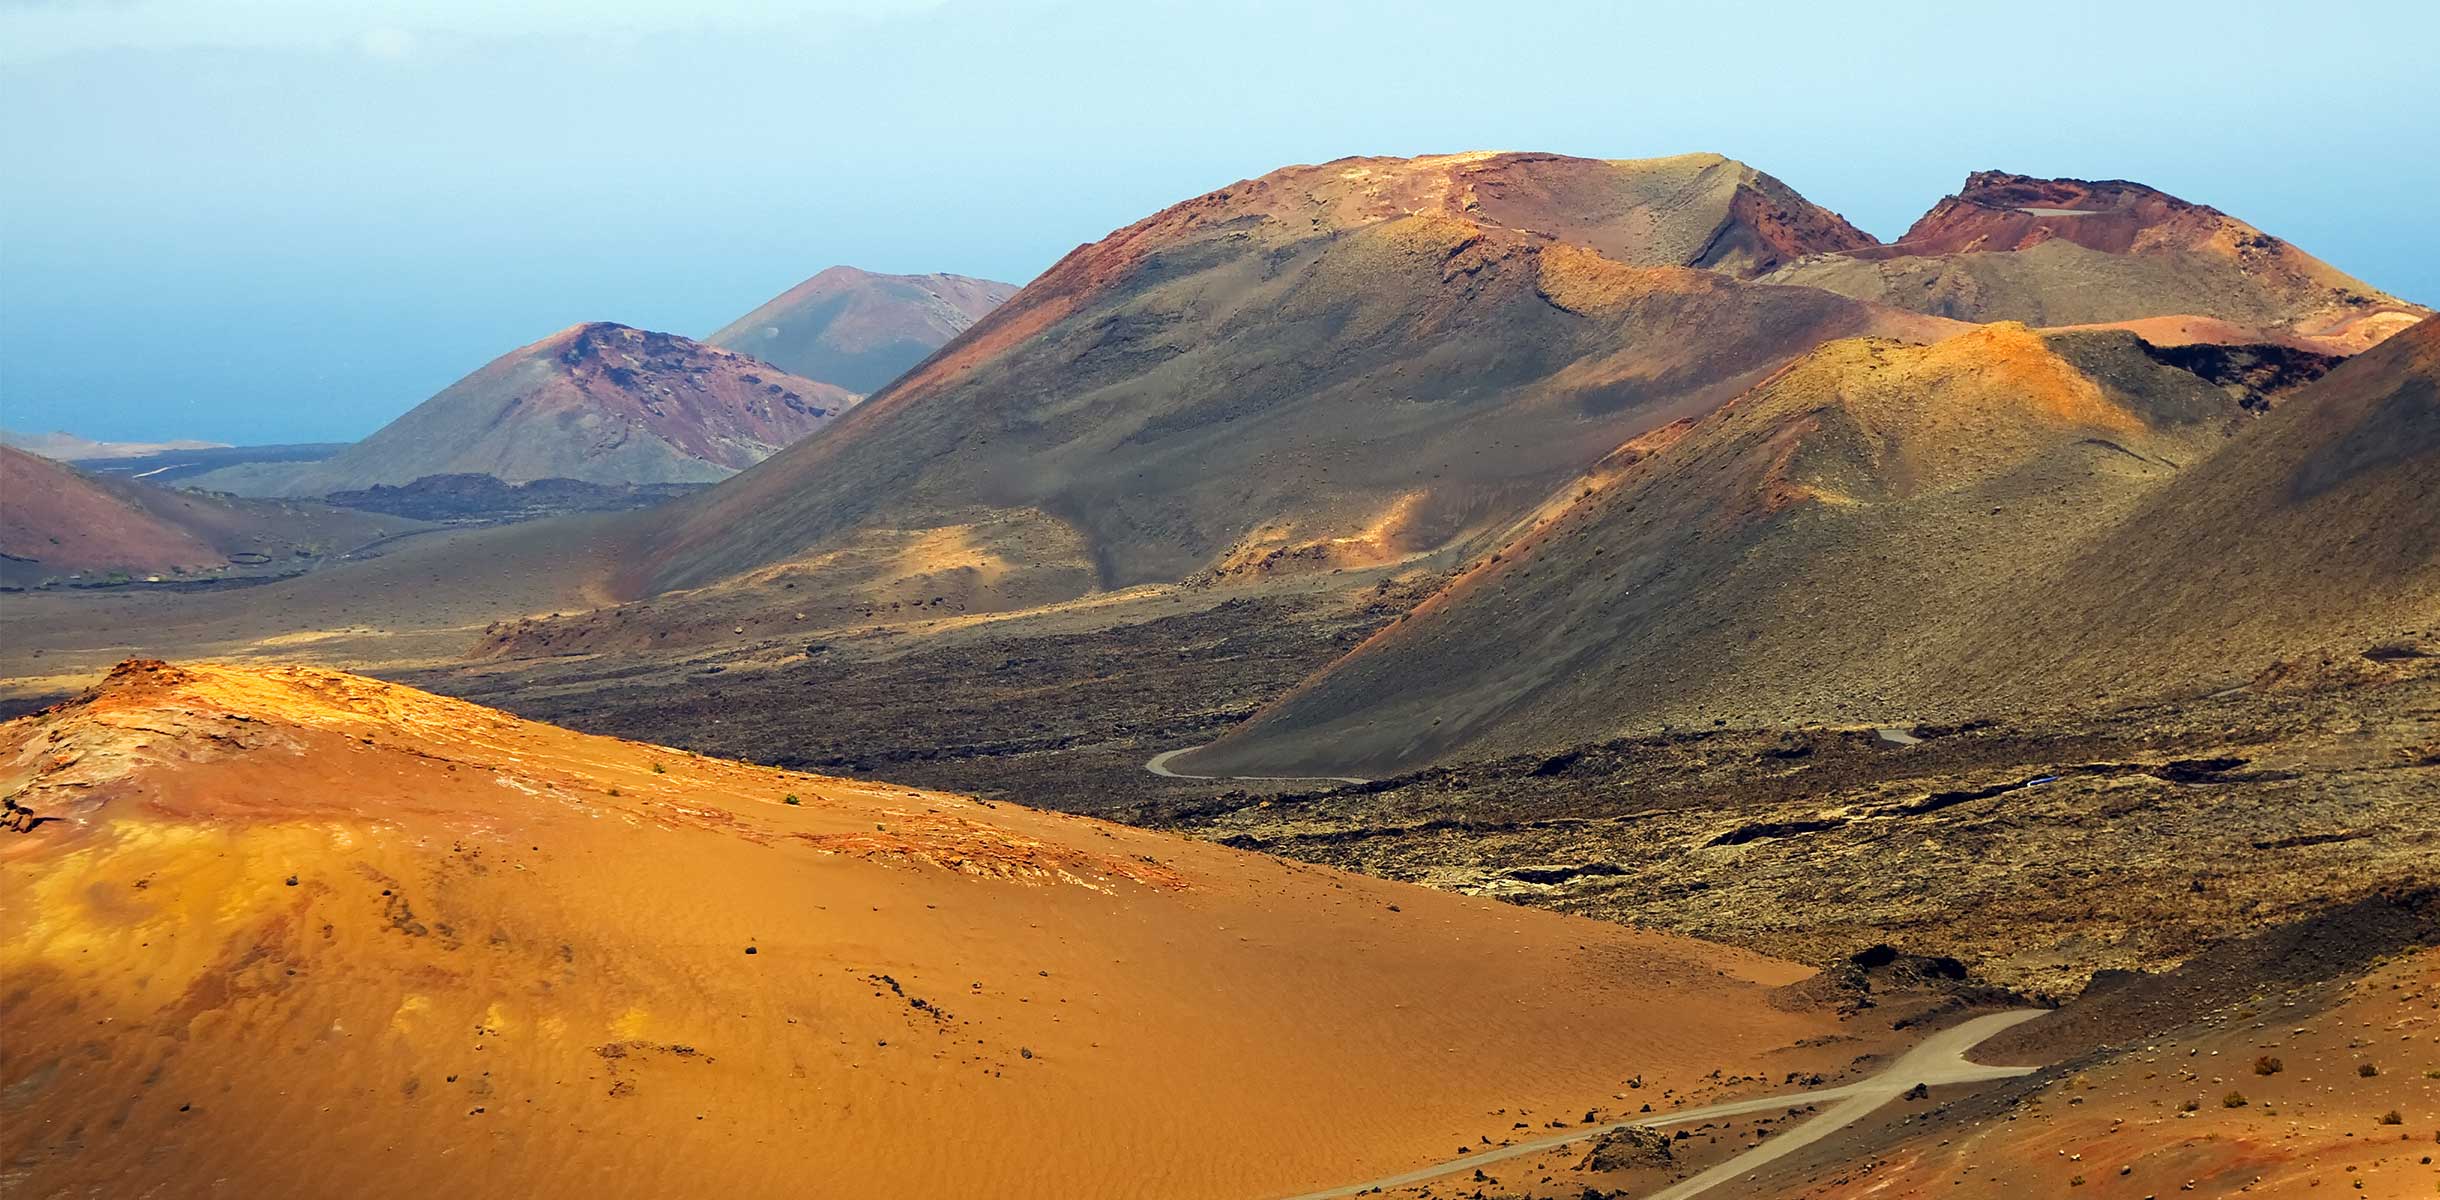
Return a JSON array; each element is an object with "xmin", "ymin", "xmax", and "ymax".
[
  {"xmin": 708, "ymin": 266, "xmax": 1018, "ymax": 393},
  {"xmin": 528, "ymin": 324, "xmax": 855, "ymax": 471},
  {"xmin": 1879, "ymin": 170, "xmax": 2243, "ymax": 256}
]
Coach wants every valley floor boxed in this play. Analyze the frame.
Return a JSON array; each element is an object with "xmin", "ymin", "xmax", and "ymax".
[{"xmin": 6, "ymin": 560, "xmax": 2435, "ymax": 1196}]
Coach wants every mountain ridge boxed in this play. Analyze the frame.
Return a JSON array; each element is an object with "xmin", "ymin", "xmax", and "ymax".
[
  {"xmin": 606, "ymin": 151, "xmax": 1948, "ymax": 606},
  {"xmin": 1764, "ymin": 169, "xmax": 2428, "ymax": 352}
]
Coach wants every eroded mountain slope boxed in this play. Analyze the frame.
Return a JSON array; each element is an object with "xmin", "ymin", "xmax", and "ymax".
[
  {"xmin": 616, "ymin": 152, "xmax": 1941, "ymax": 609},
  {"xmin": 1186, "ymin": 322, "xmax": 2285, "ymax": 775}
]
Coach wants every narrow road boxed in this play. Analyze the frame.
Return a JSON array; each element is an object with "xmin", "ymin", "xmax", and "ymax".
[
  {"xmin": 1273, "ymin": 1008, "xmax": 2045, "ymax": 1200},
  {"xmin": 1143, "ymin": 745, "xmax": 1369, "ymax": 786}
]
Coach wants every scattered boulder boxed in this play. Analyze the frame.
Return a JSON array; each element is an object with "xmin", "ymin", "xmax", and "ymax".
[{"xmin": 1578, "ymin": 1125, "xmax": 1673, "ymax": 1172}]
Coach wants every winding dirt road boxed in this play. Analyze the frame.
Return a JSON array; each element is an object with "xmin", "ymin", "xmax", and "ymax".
[
  {"xmin": 1144, "ymin": 745, "xmax": 1369, "ymax": 786},
  {"xmin": 1273, "ymin": 1008, "xmax": 2045, "ymax": 1200}
]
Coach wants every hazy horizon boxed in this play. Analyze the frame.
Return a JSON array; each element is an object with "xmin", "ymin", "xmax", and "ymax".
[{"xmin": 5, "ymin": 0, "xmax": 2435, "ymax": 444}]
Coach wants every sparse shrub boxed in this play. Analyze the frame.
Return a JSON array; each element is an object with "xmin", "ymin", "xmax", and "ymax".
[
  {"xmin": 2222, "ymin": 1091, "xmax": 2248, "ymax": 1108},
  {"xmin": 2180, "ymin": 1097, "xmax": 2201, "ymax": 1112},
  {"xmin": 783, "ymin": 794, "xmax": 800, "ymax": 805},
  {"xmin": 2376, "ymin": 1109, "xmax": 2403, "ymax": 1125},
  {"xmin": 651, "ymin": 762, "xmax": 666, "ymax": 774},
  {"xmin": 2254, "ymin": 1055, "xmax": 2285, "ymax": 1076},
  {"xmin": 2358, "ymin": 1062, "xmax": 2380, "ymax": 1078},
  {"xmin": 607, "ymin": 787, "xmax": 620, "ymax": 797}
]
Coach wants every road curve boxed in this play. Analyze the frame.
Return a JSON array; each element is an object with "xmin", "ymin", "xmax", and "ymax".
[
  {"xmin": 1144, "ymin": 745, "xmax": 1369, "ymax": 786},
  {"xmin": 1271, "ymin": 1008, "xmax": 2045, "ymax": 1200}
]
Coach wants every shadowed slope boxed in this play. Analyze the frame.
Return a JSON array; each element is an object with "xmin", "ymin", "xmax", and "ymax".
[
  {"xmin": 707, "ymin": 266, "xmax": 1019, "ymax": 392},
  {"xmin": 1184, "ymin": 323, "xmax": 2294, "ymax": 775},
  {"xmin": 0, "ymin": 660, "xmax": 1836, "ymax": 1199},
  {"xmin": 0, "ymin": 446, "xmax": 421, "ymax": 587},
  {"xmin": 1766, "ymin": 171, "xmax": 2428, "ymax": 353},
  {"xmin": 1965, "ymin": 312, "xmax": 2440, "ymax": 697},
  {"xmin": 187, "ymin": 324, "xmax": 857, "ymax": 497},
  {"xmin": 619, "ymin": 152, "xmax": 1936, "ymax": 602}
]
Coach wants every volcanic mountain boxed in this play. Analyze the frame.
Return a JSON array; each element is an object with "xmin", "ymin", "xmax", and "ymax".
[
  {"xmin": 186, "ymin": 324, "xmax": 856, "ymax": 497},
  {"xmin": 0, "ymin": 659, "xmax": 1848, "ymax": 1199},
  {"xmin": 0, "ymin": 445, "xmax": 419, "ymax": 587},
  {"xmin": 1183, "ymin": 317, "xmax": 2438, "ymax": 776},
  {"xmin": 1763, "ymin": 171, "xmax": 2428, "ymax": 353},
  {"xmin": 707, "ymin": 266, "xmax": 1019, "ymax": 393},
  {"xmin": 615, "ymin": 152, "xmax": 1947, "ymax": 606}
]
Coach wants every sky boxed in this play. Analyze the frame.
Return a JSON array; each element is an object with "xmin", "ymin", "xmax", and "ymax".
[{"xmin": 3, "ymin": 0, "xmax": 2435, "ymax": 444}]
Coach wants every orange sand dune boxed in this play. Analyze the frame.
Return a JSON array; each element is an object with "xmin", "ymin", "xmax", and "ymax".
[{"xmin": 1, "ymin": 661, "xmax": 1841, "ymax": 1199}]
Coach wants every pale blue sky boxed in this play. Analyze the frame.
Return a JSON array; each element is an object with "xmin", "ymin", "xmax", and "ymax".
[{"xmin": 4, "ymin": 0, "xmax": 2434, "ymax": 443}]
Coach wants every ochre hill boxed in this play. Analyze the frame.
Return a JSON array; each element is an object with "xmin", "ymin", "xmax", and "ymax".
[
  {"xmin": 616, "ymin": 152, "xmax": 1946, "ymax": 605},
  {"xmin": 708, "ymin": 266, "xmax": 1018, "ymax": 393},
  {"xmin": 0, "ymin": 660, "xmax": 1850, "ymax": 1200},
  {"xmin": 1765, "ymin": 171, "xmax": 2428, "ymax": 353},
  {"xmin": 187, "ymin": 324, "xmax": 856, "ymax": 497},
  {"xmin": 1184, "ymin": 319, "xmax": 2425, "ymax": 776},
  {"xmin": 0, "ymin": 445, "xmax": 419, "ymax": 587}
]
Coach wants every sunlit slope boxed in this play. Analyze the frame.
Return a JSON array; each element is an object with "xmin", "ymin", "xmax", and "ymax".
[
  {"xmin": 1188, "ymin": 321, "xmax": 2349, "ymax": 775},
  {"xmin": 0, "ymin": 660, "xmax": 1833, "ymax": 1199}
]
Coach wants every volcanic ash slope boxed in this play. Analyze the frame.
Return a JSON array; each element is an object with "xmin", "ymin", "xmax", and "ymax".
[{"xmin": 0, "ymin": 659, "xmax": 1839, "ymax": 1200}]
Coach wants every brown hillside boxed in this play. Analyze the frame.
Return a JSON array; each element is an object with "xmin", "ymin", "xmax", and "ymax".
[
  {"xmin": 187, "ymin": 324, "xmax": 857, "ymax": 497},
  {"xmin": 1183, "ymin": 323, "xmax": 2290, "ymax": 775},
  {"xmin": 0, "ymin": 660, "xmax": 1843, "ymax": 1199},
  {"xmin": 707, "ymin": 266, "xmax": 1019, "ymax": 393},
  {"xmin": 1765, "ymin": 171, "xmax": 2428, "ymax": 353},
  {"xmin": 0, "ymin": 446, "xmax": 420, "ymax": 587},
  {"xmin": 616, "ymin": 152, "xmax": 1939, "ymax": 606}
]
